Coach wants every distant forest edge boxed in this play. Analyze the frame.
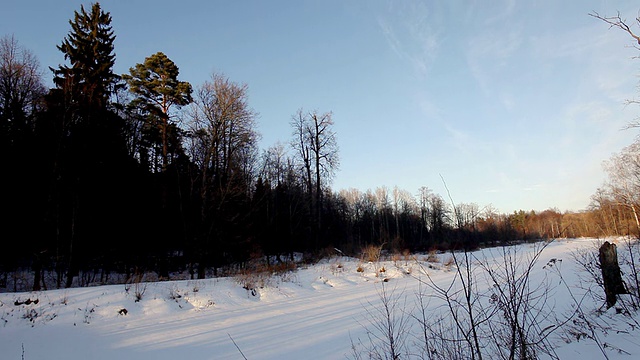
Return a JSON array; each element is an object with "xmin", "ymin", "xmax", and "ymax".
[{"xmin": 2, "ymin": 3, "xmax": 640, "ymax": 292}]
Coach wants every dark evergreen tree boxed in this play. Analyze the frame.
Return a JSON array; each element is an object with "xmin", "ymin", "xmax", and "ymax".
[
  {"xmin": 52, "ymin": 2, "xmax": 119, "ymax": 111},
  {"xmin": 40, "ymin": 2, "xmax": 140, "ymax": 289}
]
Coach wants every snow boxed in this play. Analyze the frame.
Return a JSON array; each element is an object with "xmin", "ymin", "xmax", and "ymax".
[{"xmin": 1, "ymin": 238, "xmax": 639, "ymax": 359}]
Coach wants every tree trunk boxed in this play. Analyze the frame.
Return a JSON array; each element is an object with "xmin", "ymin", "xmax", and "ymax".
[
  {"xmin": 599, "ymin": 241, "xmax": 628, "ymax": 308},
  {"xmin": 630, "ymin": 204, "xmax": 640, "ymax": 236},
  {"xmin": 32, "ymin": 253, "xmax": 42, "ymax": 291}
]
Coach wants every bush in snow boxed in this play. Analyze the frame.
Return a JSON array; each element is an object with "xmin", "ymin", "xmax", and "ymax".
[{"xmin": 354, "ymin": 241, "xmax": 566, "ymax": 360}]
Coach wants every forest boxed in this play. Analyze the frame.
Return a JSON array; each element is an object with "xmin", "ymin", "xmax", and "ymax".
[{"xmin": 1, "ymin": 3, "xmax": 639, "ymax": 293}]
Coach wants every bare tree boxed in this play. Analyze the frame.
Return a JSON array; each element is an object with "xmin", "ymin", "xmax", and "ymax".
[
  {"xmin": 415, "ymin": 243, "xmax": 560, "ymax": 360},
  {"xmin": 290, "ymin": 108, "xmax": 339, "ymax": 238},
  {"xmin": 186, "ymin": 72, "xmax": 259, "ymax": 277},
  {"xmin": 189, "ymin": 72, "xmax": 258, "ymax": 190},
  {"xmin": 589, "ymin": 10, "xmax": 640, "ymax": 128},
  {"xmin": 590, "ymin": 188, "xmax": 623, "ymax": 236},
  {"xmin": 360, "ymin": 282, "xmax": 411, "ymax": 360},
  {"xmin": 291, "ymin": 109, "xmax": 312, "ymax": 195},
  {"xmin": 602, "ymin": 139, "xmax": 640, "ymax": 235},
  {"xmin": 259, "ymin": 142, "xmax": 290, "ymax": 187},
  {"xmin": 0, "ymin": 34, "xmax": 45, "ymax": 140},
  {"xmin": 456, "ymin": 202, "xmax": 481, "ymax": 232},
  {"xmin": 1, "ymin": 35, "xmax": 45, "ymax": 291},
  {"xmin": 479, "ymin": 244, "xmax": 559, "ymax": 359},
  {"xmin": 391, "ymin": 186, "xmax": 416, "ymax": 242},
  {"xmin": 427, "ymin": 193, "xmax": 450, "ymax": 236},
  {"xmin": 340, "ymin": 188, "xmax": 364, "ymax": 222}
]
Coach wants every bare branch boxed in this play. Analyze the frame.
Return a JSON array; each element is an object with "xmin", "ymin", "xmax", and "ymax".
[{"xmin": 589, "ymin": 10, "xmax": 640, "ymax": 46}]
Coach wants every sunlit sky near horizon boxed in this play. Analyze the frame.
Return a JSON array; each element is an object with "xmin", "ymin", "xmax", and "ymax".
[{"xmin": 4, "ymin": 0, "xmax": 640, "ymax": 214}]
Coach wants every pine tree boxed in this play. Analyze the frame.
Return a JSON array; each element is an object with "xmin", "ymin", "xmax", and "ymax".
[
  {"xmin": 44, "ymin": 2, "xmax": 134, "ymax": 289},
  {"xmin": 52, "ymin": 2, "xmax": 119, "ymax": 111},
  {"xmin": 123, "ymin": 52, "xmax": 193, "ymax": 279},
  {"xmin": 124, "ymin": 51, "xmax": 192, "ymax": 172}
]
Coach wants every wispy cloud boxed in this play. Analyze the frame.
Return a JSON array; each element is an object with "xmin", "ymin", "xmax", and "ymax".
[
  {"xmin": 482, "ymin": 0, "xmax": 517, "ymax": 25},
  {"xmin": 522, "ymin": 184, "xmax": 543, "ymax": 192},
  {"xmin": 461, "ymin": 1, "xmax": 523, "ymax": 98},
  {"xmin": 416, "ymin": 95, "xmax": 478, "ymax": 156},
  {"xmin": 500, "ymin": 92, "xmax": 516, "ymax": 111},
  {"xmin": 377, "ymin": 2, "xmax": 442, "ymax": 78},
  {"xmin": 530, "ymin": 17, "xmax": 637, "ymax": 101},
  {"xmin": 564, "ymin": 101, "xmax": 613, "ymax": 126},
  {"xmin": 466, "ymin": 28, "xmax": 523, "ymax": 96}
]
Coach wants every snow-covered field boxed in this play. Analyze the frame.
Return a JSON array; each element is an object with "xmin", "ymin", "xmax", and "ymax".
[{"xmin": 1, "ymin": 238, "xmax": 639, "ymax": 359}]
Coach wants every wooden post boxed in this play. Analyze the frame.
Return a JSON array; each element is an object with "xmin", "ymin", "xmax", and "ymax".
[{"xmin": 599, "ymin": 241, "xmax": 628, "ymax": 308}]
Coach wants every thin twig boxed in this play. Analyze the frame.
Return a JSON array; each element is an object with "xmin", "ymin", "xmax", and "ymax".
[
  {"xmin": 439, "ymin": 174, "xmax": 460, "ymax": 228},
  {"xmin": 228, "ymin": 333, "xmax": 248, "ymax": 360}
]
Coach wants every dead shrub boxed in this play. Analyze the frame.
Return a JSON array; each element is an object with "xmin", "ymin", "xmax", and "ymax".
[
  {"xmin": 331, "ymin": 262, "xmax": 345, "ymax": 275},
  {"xmin": 234, "ymin": 269, "xmax": 269, "ymax": 291},
  {"xmin": 124, "ymin": 271, "xmax": 146, "ymax": 302},
  {"xmin": 362, "ymin": 244, "xmax": 384, "ymax": 263},
  {"xmin": 402, "ymin": 249, "xmax": 414, "ymax": 261},
  {"xmin": 442, "ymin": 255, "xmax": 455, "ymax": 268},
  {"xmin": 426, "ymin": 250, "xmax": 439, "ymax": 263},
  {"xmin": 234, "ymin": 259, "xmax": 298, "ymax": 291}
]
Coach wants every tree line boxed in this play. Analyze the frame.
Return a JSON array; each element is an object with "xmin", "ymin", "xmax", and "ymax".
[{"xmin": 0, "ymin": 3, "xmax": 637, "ymax": 292}]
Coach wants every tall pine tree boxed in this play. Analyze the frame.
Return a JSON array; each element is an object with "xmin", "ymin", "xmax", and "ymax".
[
  {"xmin": 124, "ymin": 52, "xmax": 194, "ymax": 278},
  {"xmin": 124, "ymin": 52, "xmax": 192, "ymax": 173},
  {"xmin": 44, "ymin": 2, "xmax": 136, "ymax": 289},
  {"xmin": 52, "ymin": 2, "xmax": 119, "ymax": 112}
]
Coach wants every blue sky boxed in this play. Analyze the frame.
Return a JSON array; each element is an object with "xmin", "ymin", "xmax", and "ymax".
[{"xmin": 3, "ymin": 0, "xmax": 640, "ymax": 214}]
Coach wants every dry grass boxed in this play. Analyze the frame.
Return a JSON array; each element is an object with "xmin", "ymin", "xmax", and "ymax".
[
  {"xmin": 331, "ymin": 262, "xmax": 345, "ymax": 276},
  {"xmin": 361, "ymin": 244, "xmax": 384, "ymax": 263},
  {"xmin": 426, "ymin": 250, "xmax": 439, "ymax": 263},
  {"xmin": 234, "ymin": 260, "xmax": 298, "ymax": 291},
  {"xmin": 234, "ymin": 269, "xmax": 270, "ymax": 291},
  {"xmin": 442, "ymin": 255, "xmax": 455, "ymax": 268}
]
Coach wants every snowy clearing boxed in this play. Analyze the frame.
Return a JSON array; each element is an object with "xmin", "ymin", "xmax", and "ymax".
[{"xmin": 1, "ymin": 238, "xmax": 639, "ymax": 359}]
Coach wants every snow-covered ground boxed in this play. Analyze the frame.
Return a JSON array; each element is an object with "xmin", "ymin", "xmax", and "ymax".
[{"xmin": 1, "ymin": 238, "xmax": 639, "ymax": 359}]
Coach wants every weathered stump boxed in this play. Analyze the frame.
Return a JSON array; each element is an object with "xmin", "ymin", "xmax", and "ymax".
[{"xmin": 599, "ymin": 241, "xmax": 628, "ymax": 308}]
